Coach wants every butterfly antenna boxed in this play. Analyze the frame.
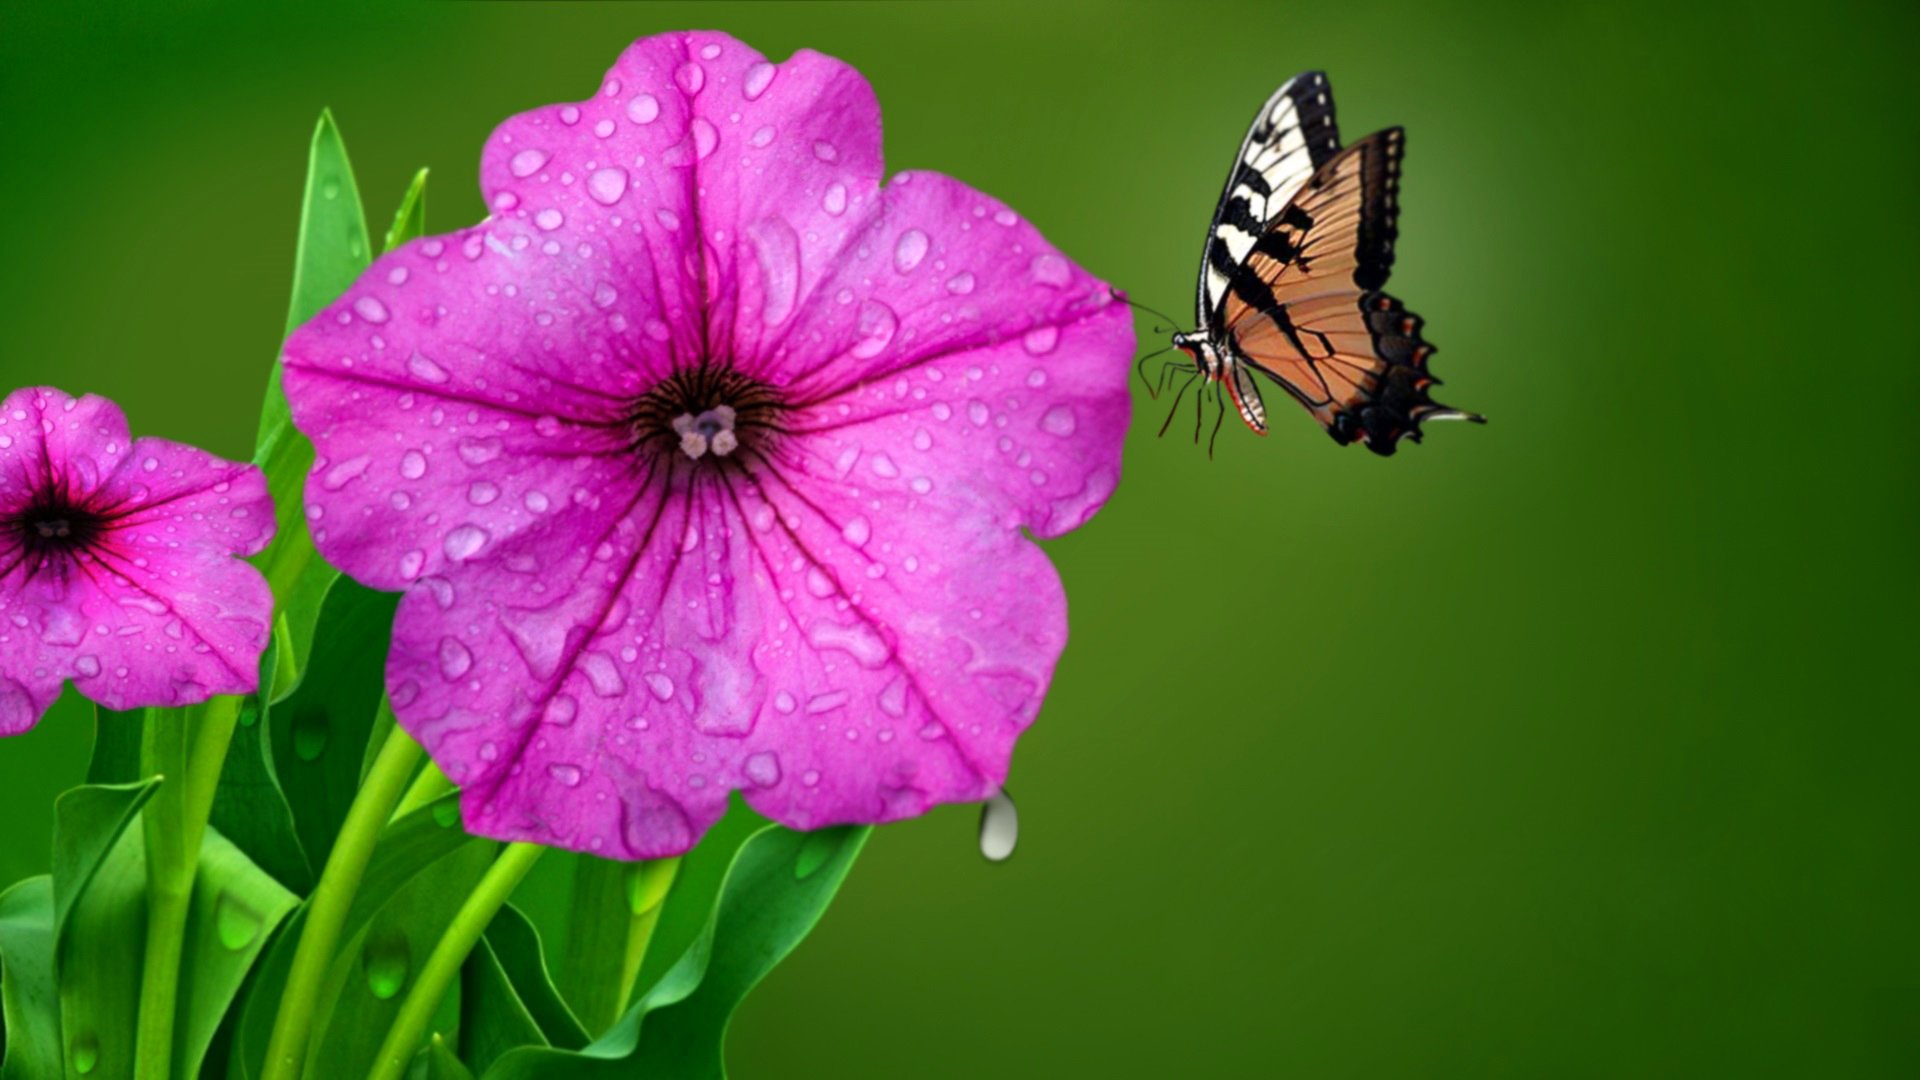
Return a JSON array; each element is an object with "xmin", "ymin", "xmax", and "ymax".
[{"xmin": 1111, "ymin": 289, "xmax": 1187, "ymax": 334}]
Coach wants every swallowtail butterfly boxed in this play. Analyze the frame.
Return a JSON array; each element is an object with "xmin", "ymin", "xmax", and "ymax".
[{"xmin": 1165, "ymin": 72, "xmax": 1483, "ymax": 455}]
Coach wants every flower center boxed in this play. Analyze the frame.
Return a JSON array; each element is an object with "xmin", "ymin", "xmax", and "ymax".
[
  {"xmin": 628, "ymin": 366, "xmax": 784, "ymax": 464},
  {"xmin": 6, "ymin": 496, "xmax": 106, "ymax": 566}
]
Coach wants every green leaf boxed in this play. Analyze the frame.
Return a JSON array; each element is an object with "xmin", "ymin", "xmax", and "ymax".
[
  {"xmin": 175, "ymin": 829, "xmax": 300, "ymax": 1079},
  {"xmin": 271, "ymin": 575, "xmax": 402, "ymax": 869},
  {"xmin": 458, "ymin": 928, "xmax": 547, "ymax": 1075},
  {"xmin": 209, "ymin": 635, "xmax": 313, "ymax": 894},
  {"xmin": 413, "ymin": 1034, "xmax": 475, "ymax": 1080},
  {"xmin": 86, "ymin": 707, "xmax": 144, "ymax": 786},
  {"xmin": 253, "ymin": 110, "xmax": 372, "ymax": 688},
  {"xmin": 0, "ymin": 878, "xmax": 60, "ymax": 1080},
  {"xmin": 303, "ymin": 841, "xmax": 497, "ymax": 1078},
  {"xmin": 55, "ymin": 812, "xmax": 147, "ymax": 1080},
  {"xmin": 459, "ymin": 904, "xmax": 587, "ymax": 1072},
  {"xmin": 50, "ymin": 780, "xmax": 158, "ymax": 946},
  {"xmin": 226, "ymin": 793, "xmax": 481, "ymax": 1079},
  {"xmin": 479, "ymin": 822, "xmax": 870, "ymax": 1079},
  {"xmin": 384, "ymin": 168, "xmax": 429, "ymax": 253}
]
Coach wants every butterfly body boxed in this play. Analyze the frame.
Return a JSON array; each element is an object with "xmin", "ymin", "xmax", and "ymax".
[{"xmin": 1172, "ymin": 72, "xmax": 1483, "ymax": 455}]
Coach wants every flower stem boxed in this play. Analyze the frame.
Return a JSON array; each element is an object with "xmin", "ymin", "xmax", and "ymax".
[
  {"xmin": 260, "ymin": 725, "xmax": 423, "ymax": 1080},
  {"xmin": 560, "ymin": 855, "xmax": 680, "ymax": 1033},
  {"xmin": 136, "ymin": 696, "xmax": 243, "ymax": 1080},
  {"xmin": 367, "ymin": 842, "xmax": 547, "ymax": 1080}
]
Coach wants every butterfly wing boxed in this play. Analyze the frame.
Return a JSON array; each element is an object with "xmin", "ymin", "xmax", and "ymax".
[
  {"xmin": 1222, "ymin": 128, "xmax": 1484, "ymax": 454},
  {"xmin": 1196, "ymin": 72, "xmax": 1344, "ymax": 327}
]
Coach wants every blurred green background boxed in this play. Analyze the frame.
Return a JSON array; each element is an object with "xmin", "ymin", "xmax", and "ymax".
[{"xmin": 3, "ymin": 0, "xmax": 1917, "ymax": 1075}]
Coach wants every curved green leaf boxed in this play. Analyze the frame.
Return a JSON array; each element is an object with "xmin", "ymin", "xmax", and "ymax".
[
  {"xmin": 480, "ymin": 823, "xmax": 869, "ymax": 1079},
  {"xmin": 475, "ymin": 906, "xmax": 587, "ymax": 1052},
  {"xmin": 176, "ymin": 829, "xmax": 299, "ymax": 1078},
  {"xmin": 208, "ymin": 636, "xmax": 313, "ymax": 894},
  {"xmin": 56, "ymin": 814, "xmax": 147, "ymax": 1079},
  {"xmin": 50, "ymin": 780, "xmax": 157, "ymax": 946},
  {"xmin": 415, "ymin": 1034, "xmax": 474, "ymax": 1080},
  {"xmin": 0, "ymin": 878, "xmax": 59, "ymax": 1080},
  {"xmin": 383, "ymin": 168, "xmax": 429, "ymax": 254},
  {"xmin": 459, "ymin": 930, "xmax": 546, "ymax": 1075},
  {"xmin": 255, "ymin": 109, "xmax": 370, "ymax": 688}
]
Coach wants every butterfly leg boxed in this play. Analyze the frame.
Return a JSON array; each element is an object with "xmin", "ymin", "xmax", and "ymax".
[
  {"xmin": 1158, "ymin": 371, "xmax": 1198, "ymax": 438},
  {"xmin": 1208, "ymin": 381, "xmax": 1227, "ymax": 459}
]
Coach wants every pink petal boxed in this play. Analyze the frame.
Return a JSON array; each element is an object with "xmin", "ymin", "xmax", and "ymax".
[{"xmin": 0, "ymin": 387, "xmax": 275, "ymax": 725}]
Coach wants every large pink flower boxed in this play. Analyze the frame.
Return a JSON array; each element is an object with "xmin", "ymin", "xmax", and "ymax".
[
  {"xmin": 0, "ymin": 387, "xmax": 275, "ymax": 733},
  {"xmin": 283, "ymin": 31, "xmax": 1132, "ymax": 857}
]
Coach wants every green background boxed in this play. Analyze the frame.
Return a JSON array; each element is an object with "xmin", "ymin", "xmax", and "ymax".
[{"xmin": 3, "ymin": 1, "xmax": 1916, "ymax": 1075}]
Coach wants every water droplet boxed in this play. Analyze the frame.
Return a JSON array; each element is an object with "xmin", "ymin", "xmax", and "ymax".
[
  {"xmin": 879, "ymin": 675, "xmax": 909, "ymax": 717},
  {"xmin": 548, "ymin": 762, "xmax": 584, "ymax": 786},
  {"xmin": 893, "ymin": 229, "xmax": 929, "ymax": 272},
  {"xmin": 1041, "ymin": 405, "xmax": 1078, "ymax": 437},
  {"xmin": 71, "ymin": 1033, "xmax": 99, "ymax": 1075},
  {"xmin": 467, "ymin": 481, "xmax": 499, "ymax": 506},
  {"xmin": 534, "ymin": 208, "xmax": 565, "ymax": 231},
  {"xmin": 690, "ymin": 118, "xmax": 719, "ymax": 160},
  {"xmin": 352, "ymin": 296, "xmax": 390, "ymax": 323},
  {"xmin": 744, "ymin": 61, "xmax": 777, "ymax": 100},
  {"xmin": 979, "ymin": 788, "xmax": 1018, "ymax": 862},
  {"xmin": 645, "ymin": 672, "xmax": 675, "ymax": 701},
  {"xmin": 438, "ymin": 637, "xmax": 473, "ymax": 680},
  {"xmin": 807, "ymin": 622, "xmax": 891, "ymax": 669},
  {"xmin": 543, "ymin": 694, "xmax": 578, "ymax": 726},
  {"xmin": 559, "ymin": 105, "xmax": 581, "ymax": 125},
  {"xmin": 399, "ymin": 549, "xmax": 426, "ymax": 580},
  {"xmin": 750, "ymin": 124, "xmax": 775, "ymax": 148},
  {"xmin": 524, "ymin": 491, "xmax": 551, "ymax": 513},
  {"xmin": 851, "ymin": 300, "xmax": 897, "ymax": 359},
  {"xmin": 443, "ymin": 524, "xmax": 489, "ymax": 562},
  {"xmin": 594, "ymin": 118, "xmax": 616, "ymax": 139},
  {"xmin": 945, "ymin": 271, "xmax": 976, "ymax": 295},
  {"xmin": 292, "ymin": 710, "xmax": 328, "ymax": 762},
  {"xmin": 749, "ymin": 217, "xmax": 800, "ymax": 326},
  {"xmin": 587, "ymin": 166, "xmax": 628, "ymax": 205},
  {"xmin": 399, "ymin": 449, "xmax": 428, "ymax": 480},
  {"xmin": 676, "ymin": 62, "xmax": 705, "ymax": 95},
  {"xmin": 431, "ymin": 798, "xmax": 462, "ymax": 828},
  {"xmin": 794, "ymin": 831, "xmax": 839, "ymax": 879},
  {"xmin": 1031, "ymin": 254, "xmax": 1071, "ymax": 287},
  {"xmin": 215, "ymin": 892, "xmax": 264, "ymax": 950},
  {"xmin": 806, "ymin": 690, "xmax": 851, "ymax": 714},
  {"xmin": 581, "ymin": 652, "xmax": 625, "ymax": 697},
  {"xmin": 823, "ymin": 183, "xmax": 847, "ymax": 216},
  {"xmin": 405, "ymin": 353, "xmax": 450, "ymax": 384},
  {"xmin": 74, "ymin": 655, "xmax": 101, "ymax": 678},
  {"xmin": 841, "ymin": 515, "xmax": 871, "ymax": 547},
  {"xmin": 362, "ymin": 930, "xmax": 412, "ymax": 1000},
  {"xmin": 457, "ymin": 437, "xmax": 503, "ymax": 466},
  {"xmin": 1023, "ymin": 325, "xmax": 1060, "ymax": 355},
  {"xmin": 967, "ymin": 400, "xmax": 990, "ymax": 427},
  {"xmin": 627, "ymin": 93, "xmax": 660, "ymax": 124},
  {"xmin": 744, "ymin": 751, "xmax": 782, "ymax": 787},
  {"xmin": 508, "ymin": 148, "xmax": 549, "ymax": 178}
]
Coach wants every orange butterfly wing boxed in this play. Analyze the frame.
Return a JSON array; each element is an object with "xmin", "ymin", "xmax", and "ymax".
[{"xmin": 1220, "ymin": 128, "xmax": 1483, "ymax": 455}]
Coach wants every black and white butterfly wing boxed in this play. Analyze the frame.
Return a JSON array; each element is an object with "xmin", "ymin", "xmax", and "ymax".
[{"xmin": 1195, "ymin": 71, "xmax": 1343, "ymax": 328}]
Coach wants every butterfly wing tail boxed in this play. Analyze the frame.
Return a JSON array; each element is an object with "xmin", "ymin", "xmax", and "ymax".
[{"xmin": 1346, "ymin": 292, "xmax": 1485, "ymax": 456}]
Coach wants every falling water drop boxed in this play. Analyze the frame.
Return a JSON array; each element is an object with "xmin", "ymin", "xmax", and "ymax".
[{"xmin": 979, "ymin": 788, "xmax": 1018, "ymax": 862}]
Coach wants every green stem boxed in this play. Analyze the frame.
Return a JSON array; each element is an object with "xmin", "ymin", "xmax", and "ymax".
[
  {"xmin": 390, "ymin": 758, "xmax": 454, "ymax": 823},
  {"xmin": 136, "ymin": 696, "xmax": 243, "ymax": 1080},
  {"xmin": 261, "ymin": 727, "xmax": 424, "ymax": 1080},
  {"xmin": 560, "ymin": 856, "xmax": 680, "ymax": 1033},
  {"xmin": 368, "ymin": 843, "xmax": 547, "ymax": 1080}
]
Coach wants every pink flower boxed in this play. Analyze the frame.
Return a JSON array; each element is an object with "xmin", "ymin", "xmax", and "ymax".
[
  {"xmin": 0, "ymin": 387, "xmax": 275, "ymax": 733},
  {"xmin": 282, "ymin": 31, "xmax": 1132, "ymax": 857}
]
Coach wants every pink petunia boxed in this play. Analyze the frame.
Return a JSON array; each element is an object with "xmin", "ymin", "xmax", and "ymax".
[
  {"xmin": 282, "ymin": 31, "xmax": 1133, "ymax": 858},
  {"xmin": 0, "ymin": 387, "xmax": 276, "ymax": 733}
]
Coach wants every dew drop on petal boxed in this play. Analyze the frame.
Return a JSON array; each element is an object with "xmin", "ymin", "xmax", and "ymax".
[
  {"xmin": 822, "ymin": 183, "xmax": 847, "ymax": 216},
  {"xmin": 813, "ymin": 140, "xmax": 838, "ymax": 162},
  {"xmin": 626, "ymin": 93, "xmax": 660, "ymax": 124},
  {"xmin": 457, "ymin": 437, "xmax": 502, "ymax": 465},
  {"xmin": 893, "ymin": 229, "xmax": 929, "ymax": 273},
  {"xmin": 691, "ymin": 118, "xmax": 718, "ymax": 160},
  {"xmin": 851, "ymin": 300, "xmax": 898, "ymax": 359},
  {"xmin": 841, "ymin": 515, "xmax": 871, "ymax": 547},
  {"xmin": 534, "ymin": 208, "xmax": 565, "ymax": 231},
  {"xmin": 467, "ymin": 481, "xmax": 499, "ymax": 505},
  {"xmin": 548, "ymin": 763, "xmax": 584, "ymax": 787},
  {"xmin": 1023, "ymin": 325, "xmax": 1060, "ymax": 355},
  {"xmin": 321, "ymin": 455, "xmax": 372, "ymax": 491},
  {"xmin": 353, "ymin": 296, "xmax": 390, "ymax": 323},
  {"xmin": 645, "ymin": 672, "xmax": 675, "ymax": 701},
  {"xmin": 676, "ymin": 63, "xmax": 705, "ymax": 95},
  {"xmin": 749, "ymin": 217, "xmax": 800, "ymax": 326},
  {"xmin": 749, "ymin": 125, "xmax": 775, "ymax": 148},
  {"xmin": 399, "ymin": 549, "xmax": 426, "ymax": 580},
  {"xmin": 743, "ymin": 751, "xmax": 781, "ymax": 787},
  {"xmin": 406, "ymin": 353, "xmax": 450, "ymax": 384},
  {"xmin": 1031, "ymin": 254, "xmax": 1071, "ymax": 287},
  {"xmin": 399, "ymin": 450, "xmax": 428, "ymax": 480},
  {"xmin": 743, "ymin": 61, "xmax": 776, "ymax": 100},
  {"xmin": 509, "ymin": 149, "xmax": 550, "ymax": 178},
  {"xmin": 1041, "ymin": 405, "xmax": 1078, "ymax": 437},
  {"xmin": 945, "ymin": 271, "xmax": 976, "ymax": 295},
  {"xmin": 544, "ymin": 694, "xmax": 578, "ymax": 726},
  {"xmin": 438, "ymin": 637, "xmax": 473, "ymax": 679},
  {"xmin": 443, "ymin": 524, "xmax": 489, "ymax": 562},
  {"xmin": 587, "ymin": 166, "xmax": 629, "ymax": 205}
]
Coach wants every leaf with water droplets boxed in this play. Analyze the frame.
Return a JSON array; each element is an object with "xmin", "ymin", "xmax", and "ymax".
[
  {"xmin": 49, "ymin": 780, "xmax": 157, "ymax": 1080},
  {"xmin": 174, "ymin": 828, "xmax": 299, "ymax": 1078},
  {"xmin": 476, "ymin": 816, "xmax": 869, "ymax": 1079},
  {"xmin": 383, "ymin": 167, "xmax": 429, "ymax": 254}
]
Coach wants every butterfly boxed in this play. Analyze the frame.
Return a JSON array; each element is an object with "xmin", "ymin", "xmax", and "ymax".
[{"xmin": 1156, "ymin": 71, "xmax": 1484, "ymax": 455}]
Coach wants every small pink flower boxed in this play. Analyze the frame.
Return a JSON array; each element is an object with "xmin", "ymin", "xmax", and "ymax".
[
  {"xmin": 283, "ymin": 32, "xmax": 1132, "ymax": 857},
  {"xmin": 0, "ymin": 387, "xmax": 276, "ymax": 733}
]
